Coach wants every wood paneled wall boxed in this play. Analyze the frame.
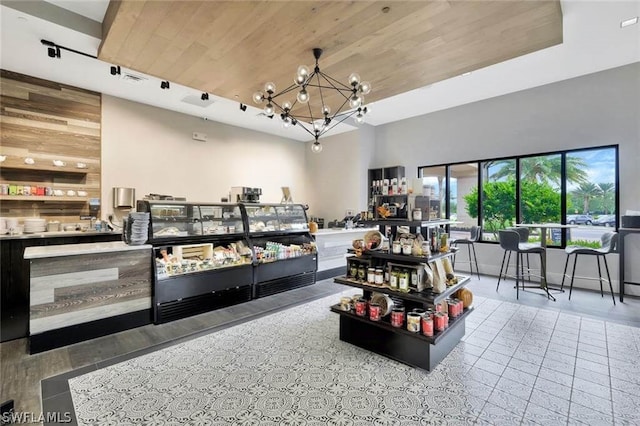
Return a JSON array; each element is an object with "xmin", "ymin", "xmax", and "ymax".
[{"xmin": 0, "ymin": 70, "xmax": 101, "ymax": 226}]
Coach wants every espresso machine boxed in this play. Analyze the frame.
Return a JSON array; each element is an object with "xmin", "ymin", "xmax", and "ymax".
[{"xmin": 230, "ymin": 186, "xmax": 262, "ymax": 203}]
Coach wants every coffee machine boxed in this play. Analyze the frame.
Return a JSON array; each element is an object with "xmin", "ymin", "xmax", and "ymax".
[{"xmin": 230, "ymin": 186, "xmax": 262, "ymax": 203}]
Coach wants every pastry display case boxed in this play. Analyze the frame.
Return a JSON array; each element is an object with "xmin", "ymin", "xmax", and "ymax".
[
  {"xmin": 136, "ymin": 200, "xmax": 253, "ymax": 324},
  {"xmin": 241, "ymin": 203, "xmax": 318, "ymax": 298}
]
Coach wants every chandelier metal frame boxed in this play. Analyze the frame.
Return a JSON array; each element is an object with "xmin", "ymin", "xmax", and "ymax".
[{"xmin": 253, "ymin": 48, "xmax": 370, "ymax": 152}]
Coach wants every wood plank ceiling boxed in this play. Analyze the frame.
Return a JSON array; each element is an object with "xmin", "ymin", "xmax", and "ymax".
[{"xmin": 99, "ymin": 1, "xmax": 562, "ymax": 120}]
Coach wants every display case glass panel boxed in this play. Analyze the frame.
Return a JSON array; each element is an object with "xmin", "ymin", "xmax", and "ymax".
[
  {"xmin": 244, "ymin": 204, "xmax": 280, "ymax": 232},
  {"xmin": 155, "ymin": 240, "xmax": 253, "ymax": 280},
  {"xmin": 200, "ymin": 204, "xmax": 244, "ymax": 235},
  {"xmin": 148, "ymin": 202, "xmax": 203, "ymax": 238},
  {"xmin": 275, "ymin": 204, "xmax": 309, "ymax": 231}
]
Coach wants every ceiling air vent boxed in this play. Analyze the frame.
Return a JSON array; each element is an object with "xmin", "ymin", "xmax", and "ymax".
[{"xmin": 121, "ymin": 73, "xmax": 147, "ymax": 85}]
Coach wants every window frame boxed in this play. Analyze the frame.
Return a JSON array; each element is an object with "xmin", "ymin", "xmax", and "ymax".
[{"xmin": 417, "ymin": 144, "xmax": 620, "ymax": 248}]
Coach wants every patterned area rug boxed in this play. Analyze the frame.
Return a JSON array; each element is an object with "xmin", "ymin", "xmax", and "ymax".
[{"xmin": 69, "ymin": 292, "xmax": 640, "ymax": 425}]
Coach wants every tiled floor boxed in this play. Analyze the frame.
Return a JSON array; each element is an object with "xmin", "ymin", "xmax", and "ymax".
[
  {"xmin": 461, "ymin": 295, "xmax": 640, "ymax": 425},
  {"xmin": 63, "ymin": 287, "xmax": 640, "ymax": 425}
]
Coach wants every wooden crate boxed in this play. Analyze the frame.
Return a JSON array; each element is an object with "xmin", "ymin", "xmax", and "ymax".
[{"xmin": 173, "ymin": 243, "xmax": 213, "ymax": 261}]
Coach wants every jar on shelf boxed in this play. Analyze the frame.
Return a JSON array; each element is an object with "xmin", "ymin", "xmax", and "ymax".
[
  {"xmin": 398, "ymin": 269, "xmax": 409, "ymax": 292},
  {"xmin": 367, "ymin": 268, "xmax": 376, "ymax": 284},
  {"xmin": 349, "ymin": 263, "xmax": 358, "ymax": 278},
  {"xmin": 357, "ymin": 265, "xmax": 366, "ymax": 281},
  {"xmin": 374, "ymin": 268, "xmax": 384, "ymax": 285},
  {"xmin": 392, "ymin": 241, "xmax": 402, "ymax": 254},
  {"xmin": 389, "ymin": 268, "xmax": 398, "ymax": 289}
]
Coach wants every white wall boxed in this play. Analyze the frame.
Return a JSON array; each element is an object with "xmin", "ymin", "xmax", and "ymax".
[
  {"xmin": 101, "ymin": 95, "xmax": 308, "ymax": 217},
  {"xmin": 309, "ymin": 62, "xmax": 640, "ymax": 294}
]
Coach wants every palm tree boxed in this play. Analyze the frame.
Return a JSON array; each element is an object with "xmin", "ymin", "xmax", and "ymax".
[
  {"xmin": 487, "ymin": 156, "xmax": 588, "ymax": 186},
  {"xmin": 597, "ymin": 182, "xmax": 615, "ymax": 214},
  {"xmin": 572, "ymin": 183, "xmax": 602, "ymax": 214}
]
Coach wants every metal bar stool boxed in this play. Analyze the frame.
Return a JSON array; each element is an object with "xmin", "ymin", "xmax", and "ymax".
[
  {"xmin": 451, "ymin": 225, "xmax": 481, "ymax": 279},
  {"xmin": 497, "ymin": 229, "xmax": 555, "ymax": 300},
  {"xmin": 561, "ymin": 232, "xmax": 617, "ymax": 305}
]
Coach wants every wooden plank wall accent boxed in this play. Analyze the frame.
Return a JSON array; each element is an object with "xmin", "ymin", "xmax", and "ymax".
[
  {"xmin": 0, "ymin": 69, "xmax": 101, "ymax": 226},
  {"xmin": 29, "ymin": 249, "xmax": 151, "ymax": 334}
]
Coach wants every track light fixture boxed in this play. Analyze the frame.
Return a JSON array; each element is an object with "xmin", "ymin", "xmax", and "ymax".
[
  {"xmin": 201, "ymin": 92, "xmax": 209, "ymax": 101},
  {"xmin": 110, "ymin": 65, "xmax": 121, "ymax": 76},
  {"xmin": 41, "ymin": 39, "xmax": 96, "ymax": 60},
  {"xmin": 253, "ymin": 47, "xmax": 370, "ymax": 153},
  {"xmin": 239, "ymin": 103, "xmax": 247, "ymax": 112},
  {"xmin": 160, "ymin": 81, "xmax": 170, "ymax": 90}
]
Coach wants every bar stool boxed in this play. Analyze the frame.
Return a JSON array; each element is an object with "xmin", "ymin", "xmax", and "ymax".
[
  {"xmin": 561, "ymin": 232, "xmax": 617, "ymax": 305},
  {"xmin": 509, "ymin": 227, "xmax": 539, "ymax": 282},
  {"xmin": 451, "ymin": 225, "xmax": 481, "ymax": 279},
  {"xmin": 497, "ymin": 230, "xmax": 554, "ymax": 300}
]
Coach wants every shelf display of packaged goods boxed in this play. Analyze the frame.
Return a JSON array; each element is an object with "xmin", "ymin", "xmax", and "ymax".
[
  {"xmin": 347, "ymin": 248, "xmax": 458, "ymax": 264},
  {"xmin": 330, "ymin": 304, "xmax": 474, "ymax": 345},
  {"xmin": 334, "ymin": 275, "xmax": 470, "ymax": 305},
  {"xmin": 0, "ymin": 195, "xmax": 89, "ymax": 202},
  {"xmin": 154, "ymin": 240, "xmax": 253, "ymax": 281}
]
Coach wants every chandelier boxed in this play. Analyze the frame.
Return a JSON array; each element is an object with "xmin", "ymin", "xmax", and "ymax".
[{"xmin": 252, "ymin": 48, "xmax": 370, "ymax": 153}]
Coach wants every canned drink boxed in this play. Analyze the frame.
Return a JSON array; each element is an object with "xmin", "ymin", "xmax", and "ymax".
[
  {"xmin": 444, "ymin": 313, "xmax": 449, "ymax": 328},
  {"xmin": 45, "ymin": 187, "xmax": 52, "ymax": 196},
  {"xmin": 369, "ymin": 303, "xmax": 381, "ymax": 321},
  {"xmin": 391, "ymin": 307, "xmax": 405, "ymax": 328},
  {"xmin": 457, "ymin": 299, "xmax": 464, "ymax": 315},
  {"xmin": 355, "ymin": 298, "xmax": 367, "ymax": 317},
  {"xmin": 407, "ymin": 313, "xmax": 421, "ymax": 333},
  {"xmin": 0, "ymin": 184, "xmax": 8, "ymax": 195},
  {"xmin": 421, "ymin": 316, "xmax": 434, "ymax": 337}
]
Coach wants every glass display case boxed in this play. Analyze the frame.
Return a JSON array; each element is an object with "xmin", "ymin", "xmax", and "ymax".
[
  {"xmin": 136, "ymin": 200, "xmax": 253, "ymax": 324},
  {"xmin": 137, "ymin": 200, "xmax": 244, "ymax": 241},
  {"xmin": 243, "ymin": 203, "xmax": 309, "ymax": 233}
]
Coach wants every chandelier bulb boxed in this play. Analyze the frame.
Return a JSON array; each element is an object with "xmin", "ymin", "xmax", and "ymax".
[
  {"xmin": 264, "ymin": 103, "xmax": 274, "ymax": 116},
  {"xmin": 264, "ymin": 82, "xmax": 276, "ymax": 94},
  {"xmin": 252, "ymin": 91, "xmax": 264, "ymax": 104},
  {"xmin": 355, "ymin": 113, "xmax": 364, "ymax": 124},
  {"xmin": 359, "ymin": 81, "xmax": 372, "ymax": 95},
  {"xmin": 297, "ymin": 89, "xmax": 309, "ymax": 104},
  {"xmin": 283, "ymin": 117, "xmax": 291, "ymax": 128},
  {"xmin": 311, "ymin": 142, "xmax": 323, "ymax": 153},
  {"xmin": 322, "ymin": 105, "xmax": 331, "ymax": 115},
  {"xmin": 349, "ymin": 95, "xmax": 361, "ymax": 109},
  {"xmin": 297, "ymin": 65, "xmax": 310, "ymax": 77},
  {"xmin": 282, "ymin": 101, "xmax": 292, "ymax": 111},
  {"xmin": 349, "ymin": 73, "xmax": 361, "ymax": 86}
]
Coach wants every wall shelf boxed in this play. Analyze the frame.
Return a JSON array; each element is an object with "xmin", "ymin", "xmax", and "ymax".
[
  {"xmin": 0, "ymin": 195, "xmax": 88, "ymax": 202},
  {"xmin": 0, "ymin": 164, "xmax": 89, "ymax": 175}
]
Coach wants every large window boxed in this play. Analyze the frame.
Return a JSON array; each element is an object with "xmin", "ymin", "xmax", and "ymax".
[
  {"xmin": 566, "ymin": 147, "xmax": 618, "ymax": 245},
  {"xmin": 418, "ymin": 166, "xmax": 446, "ymax": 220},
  {"xmin": 449, "ymin": 163, "xmax": 479, "ymax": 240},
  {"xmin": 417, "ymin": 145, "xmax": 618, "ymax": 248}
]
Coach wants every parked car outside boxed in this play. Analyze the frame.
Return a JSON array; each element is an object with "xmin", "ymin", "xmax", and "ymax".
[
  {"xmin": 594, "ymin": 214, "xmax": 616, "ymax": 227},
  {"xmin": 566, "ymin": 214, "xmax": 593, "ymax": 225}
]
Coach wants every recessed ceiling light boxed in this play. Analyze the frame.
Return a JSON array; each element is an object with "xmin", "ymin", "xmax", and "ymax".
[{"xmin": 620, "ymin": 16, "xmax": 638, "ymax": 28}]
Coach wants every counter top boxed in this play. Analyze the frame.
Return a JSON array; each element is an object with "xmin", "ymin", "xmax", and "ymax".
[
  {"xmin": 312, "ymin": 227, "xmax": 378, "ymax": 236},
  {"xmin": 0, "ymin": 231, "xmax": 122, "ymax": 240},
  {"xmin": 24, "ymin": 241, "xmax": 151, "ymax": 259}
]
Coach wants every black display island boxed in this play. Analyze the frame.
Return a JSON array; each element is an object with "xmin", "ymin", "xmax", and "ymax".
[
  {"xmin": 332, "ymin": 219, "xmax": 472, "ymax": 371},
  {"xmin": 137, "ymin": 201, "xmax": 317, "ymax": 324}
]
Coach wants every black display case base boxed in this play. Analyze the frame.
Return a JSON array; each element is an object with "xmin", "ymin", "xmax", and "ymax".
[
  {"xmin": 254, "ymin": 272, "xmax": 316, "ymax": 298},
  {"xmin": 155, "ymin": 285, "xmax": 252, "ymax": 324},
  {"xmin": 338, "ymin": 313, "xmax": 465, "ymax": 371}
]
